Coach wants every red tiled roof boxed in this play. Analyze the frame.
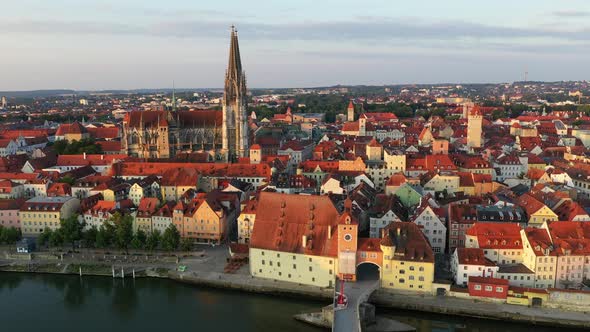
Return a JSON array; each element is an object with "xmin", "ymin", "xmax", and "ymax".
[
  {"xmin": 456, "ymin": 247, "xmax": 496, "ymax": 266},
  {"xmin": 250, "ymin": 192, "xmax": 340, "ymax": 257},
  {"xmin": 96, "ymin": 141, "xmax": 122, "ymax": 152},
  {"xmin": 469, "ymin": 276, "xmax": 508, "ymax": 286},
  {"xmin": 87, "ymin": 127, "xmax": 119, "ymax": 139},
  {"xmin": 466, "ymin": 223, "xmax": 522, "ymax": 249},
  {"xmin": 56, "ymin": 122, "xmax": 87, "ymax": 136}
]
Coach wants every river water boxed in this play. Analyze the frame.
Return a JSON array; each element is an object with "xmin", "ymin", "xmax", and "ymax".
[{"xmin": 0, "ymin": 273, "xmax": 569, "ymax": 332}]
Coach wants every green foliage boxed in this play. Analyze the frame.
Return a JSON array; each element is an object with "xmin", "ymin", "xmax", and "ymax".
[
  {"xmin": 111, "ymin": 213, "xmax": 133, "ymax": 250},
  {"xmin": 145, "ymin": 230, "xmax": 161, "ymax": 251},
  {"xmin": 506, "ymin": 104, "xmax": 530, "ymax": 118},
  {"xmin": 58, "ymin": 176, "xmax": 76, "ymax": 186},
  {"xmin": 180, "ymin": 238, "xmax": 192, "ymax": 252},
  {"xmin": 38, "ymin": 228, "xmax": 53, "ymax": 246},
  {"xmin": 161, "ymin": 225, "xmax": 180, "ymax": 251},
  {"xmin": 491, "ymin": 109, "xmax": 506, "ymax": 120},
  {"xmin": 0, "ymin": 226, "xmax": 21, "ymax": 244},
  {"xmin": 131, "ymin": 230, "xmax": 147, "ymax": 250},
  {"xmin": 82, "ymin": 227, "xmax": 98, "ymax": 248},
  {"xmin": 60, "ymin": 214, "xmax": 84, "ymax": 249},
  {"xmin": 95, "ymin": 223, "xmax": 115, "ymax": 248},
  {"xmin": 49, "ymin": 230, "xmax": 64, "ymax": 247},
  {"xmin": 577, "ymin": 105, "xmax": 590, "ymax": 116},
  {"xmin": 53, "ymin": 138, "xmax": 102, "ymax": 155}
]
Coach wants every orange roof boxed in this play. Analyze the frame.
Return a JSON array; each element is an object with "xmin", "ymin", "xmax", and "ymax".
[
  {"xmin": 250, "ymin": 144, "xmax": 261, "ymax": 150},
  {"xmin": 466, "ymin": 223, "xmax": 522, "ymax": 249},
  {"xmin": 113, "ymin": 161, "xmax": 271, "ymax": 179},
  {"xmin": 56, "ymin": 122, "xmax": 87, "ymax": 136},
  {"xmin": 381, "ymin": 222, "xmax": 434, "ymax": 262},
  {"xmin": 514, "ymin": 193, "xmax": 546, "ymax": 215},
  {"xmin": 469, "ymin": 276, "xmax": 508, "ymax": 286},
  {"xmin": 386, "ymin": 173, "xmax": 407, "ymax": 187},
  {"xmin": 456, "ymin": 247, "xmax": 496, "ymax": 266},
  {"xmin": 357, "ymin": 238, "xmax": 382, "ymax": 252},
  {"xmin": 249, "ymin": 192, "xmax": 340, "ymax": 257}
]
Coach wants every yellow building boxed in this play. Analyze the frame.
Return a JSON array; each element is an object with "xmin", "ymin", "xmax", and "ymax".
[
  {"xmin": 380, "ymin": 222, "xmax": 435, "ymax": 292},
  {"xmin": 55, "ymin": 121, "xmax": 89, "ymax": 142},
  {"xmin": 421, "ymin": 172, "xmax": 460, "ymax": 195},
  {"xmin": 20, "ymin": 197, "xmax": 80, "ymax": 235},
  {"xmin": 384, "ymin": 150, "xmax": 406, "ymax": 174},
  {"xmin": 173, "ymin": 193, "xmax": 227, "ymax": 243},
  {"xmin": 520, "ymin": 227, "xmax": 557, "ymax": 289},
  {"xmin": 467, "ymin": 106, "xmax": 482, "ymax": 149},
  {"xmin": 237, "ymin": 198, "xmax": 257, "ymax": 244},
  {"xmin": 134, "ymin": 197, "xmax": 159, "ymax": 233},
  {"xmin": 366, "ymin": 139, "xmax": 383, "ymax": 161},
  {"xmin": 161, "ymin": 168, "xmax": 199, "ymax": 202},
  {"xmin": 249, "ymin": 192, "xmax": 342, "ymax": 288},
  {"xmin": 339, "ymin": 157, "xmax": 366, "ymax": 172},
  {"xmin": 515, "ymin": 194, "xmax": 558, "ymax": 226}
]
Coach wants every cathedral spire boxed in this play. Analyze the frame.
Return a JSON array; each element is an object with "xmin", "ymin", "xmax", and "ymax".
[
  {"xmin": 172, "ymin": 81, "xmax": 177, "ymax": 112},
  {"xmin": 227, "ymin": 25, "xmax": 242, "ymax": 80}
]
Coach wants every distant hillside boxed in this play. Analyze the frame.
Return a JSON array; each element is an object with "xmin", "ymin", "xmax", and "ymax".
[{"xmin": 0, "ymin": 90, "xmax": 76, "ymax": 98}]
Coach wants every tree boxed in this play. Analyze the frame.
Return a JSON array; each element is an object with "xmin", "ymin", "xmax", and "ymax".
[
  {"xmin": 60, "ymin": 214, "xmax": 84, "ymax": 249},
  {"xmin": 180, "ymin": 238, "xmax": 192, "ymax": 252},
  {"xmin": 145, "ymin": 230, "xmax": 161, "ymax": 251},
  {"xmin": 161, "ymin": 224, "xmax": 180, "ymax": 251},
  {"xmin": 58, "ymin": 175, "xmax": 76, "ymax": 186},
  {"xmin": 82, "ymin": 227, "xmax": 98, "ymax": 248},
  {"xmin": 111, "ymin": 213, "xmax": 133, "ymax": 250},
  {"xmin": 38, "ymin": 228, "xmax": 53, "ymax": 247},
  {"xmin": 49, "ymin": 230, "xmax": 64, "ymax": 247},
  {"xmin": 0, "ymin": 227, "xmax": 21, "ymax": 245},
  {"xmin": 131, "ymin": 230, "xmax": 147, "ymax": 250},
  {"xmin": 491, "ymin": 109, "xmax": 506, "ymax": 120},
  {"xmin": 96, "ymin": 223, "xmax": 115, "ymax": 248}
]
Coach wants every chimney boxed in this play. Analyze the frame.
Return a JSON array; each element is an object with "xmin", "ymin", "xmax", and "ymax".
[
  {"xmin": 83, "ymin": 152, "xmax": 87, "ymax": 159},
  {"xmin": 328, "ymin": 225, "xmax": 332, "ymax": 239},
  {"xmin": 396, "ymin": 227, "xmax": 401, "ymax": 237},
  {"xmin": 101, "ymin": 154, "xmax": 104, "ymax": 160},
  {"xmin": 302, "ymin": 235, "xmax": 307, "ymax": 248}
]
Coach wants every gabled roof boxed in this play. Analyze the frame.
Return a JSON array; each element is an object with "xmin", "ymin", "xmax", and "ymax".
[
  {"xmin": 466, "ymin": 222, "xmax": 522, "ymax": 249},
  {"xmin": 250, "ymin": 192, "xmax": 341, "ymax": 257},
  {"xmin": 456, "ymin": 247, "xmax": 496, "ymax": 266}
]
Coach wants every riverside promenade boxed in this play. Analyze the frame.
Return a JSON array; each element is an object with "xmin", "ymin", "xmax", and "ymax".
[
  {"xmin": 371, "ymin": 289, "xmax": 590, "ymax": 329},
  {"xmin": 2, "ymin": 245, "xmax": 590, "ymax": 329}
]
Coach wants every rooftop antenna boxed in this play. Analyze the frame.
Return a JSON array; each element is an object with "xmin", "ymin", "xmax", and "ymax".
[{"xmin": 524, "ymin": 67, "xmax": 528, "ymax": 83}]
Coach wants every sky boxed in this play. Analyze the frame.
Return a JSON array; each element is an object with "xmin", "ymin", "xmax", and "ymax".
[{"xmin": 1, "ymin": 0, "xmax": 590, "ymax": 90}]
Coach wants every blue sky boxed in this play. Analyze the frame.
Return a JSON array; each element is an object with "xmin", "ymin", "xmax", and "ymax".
[{"xmin": 1, "ymin": 0, "xmax": 589, "ymax": 90}]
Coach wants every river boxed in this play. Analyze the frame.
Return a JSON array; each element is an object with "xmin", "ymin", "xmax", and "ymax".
[{"xmin": 0, "ymin": 273, "xmax": 569, "ymax": 332}]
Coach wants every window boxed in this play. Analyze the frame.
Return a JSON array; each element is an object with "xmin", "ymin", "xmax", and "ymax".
[
  {"xmin": 496, "ymin": 287, "xmax": 503, "ymax": 293},
  {"xmin": 474, "ymin": 285, "xmax": 482, "ymax": 290},
  {"xmin": 485, "ymin": 285, "xmax": 492, "ymax": 292}
]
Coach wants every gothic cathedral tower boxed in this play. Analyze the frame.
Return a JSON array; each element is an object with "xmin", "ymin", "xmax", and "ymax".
[{"xmin": 222, "ymin": 26, "xmax": 249, "ymax": 161}]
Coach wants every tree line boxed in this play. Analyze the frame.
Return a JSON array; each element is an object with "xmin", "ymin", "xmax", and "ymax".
[
  {"xmin": 38, "ymin": 212, "xmax": 192, "ymax": 252},
  {"xmin": 0, "ymin": 226, "xmax": 22, "ymax": 245}
]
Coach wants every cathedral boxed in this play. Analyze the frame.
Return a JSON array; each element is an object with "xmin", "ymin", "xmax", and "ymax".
[{"xmin": 121, "ymin": 27, "xmax": 249, "ymax": 161}]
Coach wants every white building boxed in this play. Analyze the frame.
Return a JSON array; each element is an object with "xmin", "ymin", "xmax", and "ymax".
[{"xmin": 451, "ymin": 248, "xmax": 499, "ymax": 286}]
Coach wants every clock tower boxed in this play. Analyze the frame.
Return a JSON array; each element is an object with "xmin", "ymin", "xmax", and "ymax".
[{"xmin": 337, "ymin": 198, "xmax": 358, "ymax": 281}]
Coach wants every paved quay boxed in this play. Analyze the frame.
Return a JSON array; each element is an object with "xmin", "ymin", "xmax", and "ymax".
[{"xmin": 371, "ymin": 289, "xmax": 590, "ymax": 329}]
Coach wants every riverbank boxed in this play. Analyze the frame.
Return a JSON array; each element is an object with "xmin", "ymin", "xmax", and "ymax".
[
  {"xmin": 371, "ymin": 289, "xmax": 590, "ymax": 330},
  {"xmin": 0, "ymin": 262, "xmax": 333, "ymax": 301},
  {"xmin": 1, "ymin": 260, "xmax": 589, "ymax": 329}
]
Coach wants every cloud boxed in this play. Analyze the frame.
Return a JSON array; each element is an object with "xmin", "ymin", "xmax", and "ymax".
[
  {"xmin": 1, "ymin": 17, "xmax": 589, "ymax": 43},
  {"xmin": 552, "ymin": 10, "xmax": 590, "ymax": 18}
]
